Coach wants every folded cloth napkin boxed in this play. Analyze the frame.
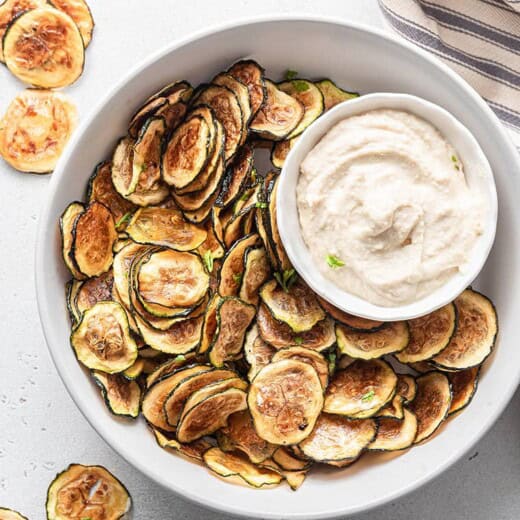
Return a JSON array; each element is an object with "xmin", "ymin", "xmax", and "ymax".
[{"xmin": 379, "ymin": 0, "xmax": 520, "ymax": 146}]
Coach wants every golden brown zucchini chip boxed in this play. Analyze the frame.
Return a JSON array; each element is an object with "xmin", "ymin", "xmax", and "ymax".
[
  {"xmin": 112, "ymin": 242, "xmax": 149, "ymax": 309},
  {"xmin": 239, "ymin": 246, "xmax": 271, "ymax": 306},
  {"xmin": 248, "ymin": 359, "xmax": 323, "ymax": 445},
  {"xmin": 409, "ymin": 371, "xmax": 452, "ymax": 443},
  {"xmin": 92, "ymin": 371, "xmax": 141, "ymax": 418},
  {"xmin": 369, "ymin": 408, "xmax": 418, "ymax": 452},
  {"xmin": 4, "ymin": 6, "xmax": 84, "ymax": 88},
  {"xmin": 71, "ymin": 202, "xmax": 117, "ymax": 277},
  {"xmin": 208, "ymin": 297, "xmax": 256, "ymax": 367},
  {"xmin": 46, "ymin": 464, "xmax": 131, "ymax": 520},
  {"xmin": 198, "ymin": 294, "xmax": 221, "ymax": 354},
  {"xmin": 376, "ymin": 394, "xmax": 405, "ymax": 420},
  {"xmin": 74, "ymin": 270, "xmax": 114, "ymax": 315},
  {"xmin": 0, "ymin": 89, "xmax": 78, "ymax": 173},
  {"xmin": 66, "ymin": 279, "xmax": 82, "ymax": 325},
  {"xmin": 317, "ymin": 296, "xmax": 385, "ymax": 332},
  {"xmin": 70, "ymin": 301, "xmax": 138, "ymax": 373},
  {"xmin": 257, "ymin": 303, "xmax": 335, "ymax": 352},
  {"xmin": 272, "ymin": 447, "xmax": 311, "ymax": 471},
  {"xmin": 216, "ymin": 144, "xmax": 254, "ymax": 208},
  {"xmin": 203, "ymin": 447, "xmax": 283, "ymax": 488},
  {"xmin": 271, "ymin": 137, "xmax": 297, "ymax": 169},
  {"xmin": 145, "ymin": 353, "xmax": 198, "ymax": 387},
  {"xmin": 315, "ymin": 79, "xmax": 359, "ymax": 111},
  {"xmin": 396, "ymin": 374, "xmax": 417, "ymax": 403},
  {"xmin": 266, "ymin": 176, "xmax": 292, "ymax": 271},
  {"xmin": 396, "ymin": 304, "xmax": 456, "ymax": 363},
  {"xmin": 324, "ymin": 359, "xmax": 397, "ymax": 418},
  {"xmin": 60, "ymin": 202, "xmax": 86, "ymax": 280},
  {"xmin": 260, "ymin": 279, "xmax": 325, "ymax": 333},
  {"xmin": 431, "ymin": 289, "xmax": 498, "ymax": 370},
  {"xmin": 0, "ymin": 508, "xmax": 28, "ymax": 520},
  {"xmin": 125, "ymin": 207, "xmax": 207, "ymax": 251},
  {"xmin": 197, "ymin": 209, "xmax": 226, "ymax": 265},
  {"xmin": 151, "ymin": 427, "xmax": 211, "ymax": 462},
  {"xmin": 244, "ymin": 325, "xmax": 276, "ymax": 381},
  {"xmin": 228, "ymin": 59, "xmax": 266, "ymax": 117},
  {"xmin": 448, "ymin": 367, "xmax": 480, "ymax": 415},
  {"xmin": 177, "ymin": 385, "xmax": 247, "ymax": 443},
  {"xmin": 336, "ymin": 321, "xmax": 409, "ymax": 360},
  {"xmin": 300, "ymin": 413, "xmax": 376, "ymax": 464},
  {"xmin": 250, "ymin": 80, "xmax": 304, "ymax": 140},
  {"xmin": 49, "ymin": 0, "xmax": 94, "ymax": 47},
  {"xmin": 272, "ymin": 347, "xmax": 329, "ymax": 389},
  {"xmin": 122, "ymin": 357, "xmax": 145, "ymax": 380}
]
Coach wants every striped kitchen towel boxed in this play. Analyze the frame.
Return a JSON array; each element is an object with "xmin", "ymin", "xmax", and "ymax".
[{"xmin": 379, "ymin": 0, "xmax": 520, "ymax": 146}]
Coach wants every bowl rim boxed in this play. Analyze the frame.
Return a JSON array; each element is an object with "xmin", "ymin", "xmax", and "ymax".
[
  {"xmin": 35, "ymin": 14, "xmax": 520, "ymax": 519},
  {"xmin": 278, "ymin": 92, "xmax": 498, "ymax": 321}
]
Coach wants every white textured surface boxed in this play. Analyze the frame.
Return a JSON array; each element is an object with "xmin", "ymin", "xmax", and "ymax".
[{"xmin": 0, "ymin": 1, "xmax": 519, "ymax": 518}]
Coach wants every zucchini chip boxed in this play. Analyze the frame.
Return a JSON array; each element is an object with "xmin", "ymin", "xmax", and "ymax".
[
  {"xmin": 396, "ymin": 374, "xmax": 417, "ymax": 403},
  {"xmin": 369, "ymin": 408, "xmax": 418, "ymax": 452},
  {"xmin": 409, "ymin": 371, "xmax": 452, "ymax": 443},
  {"xmin": 4, "ymin": 7, "xmax": 84, "ymax": 88},
  {"xmin": 142, "ymin": 364, "xmax": 212, "ymax": 431},
  {"xmin": 448, "ymin": 367, "xmax": 480, "ymax": 415},
  {"xmin": 277, "ymin": 80, "xmax": 324, "ymax": 138},
  {"xmin": 272, "ymin": 447, "xmax": 311, "ymax": 471},
  {"xmin": 396, "ymin": 304, "xmax": 456, "ymax": 363},
  {"xmin": 163, "ymin": 368, "xmax": 237, "ymax": 427},
  {"xmin": 317, "ymin": 296, "xmax": 385, "ymax": 332},
  {"xmin": 71, "ymin": 202, "xmax": 117, "ymax": 278},
  {"xmin": 431, "ymin": 289, "xmax": 498, "ymax": 370},
  {"xmin": 177, "ymin": 386, "xmax": 247, "ymax": 443},
  {"xmin": 122, "ymin": 357, "xmax": 145, "ymax": 380},
  {"xmin": 0, "ymin": 89, "xmax": 78, "ymax": 173},
  {"xmin": 198, "ymin": 294, "xmax": 221, "ymax": 354},
  {"xmin": 248, "ymin": 359, "xmax": 323, "ymax": 445},
  {"xmin": 228, "ymin": 59, "xmax": 266, "ymax": 117},
  {"xmin": 208, "ymin": 297, "xmax": 256, "ymax": 367},
  {"xmin": 218, "ymin": 410, "xmax": 277, "ymax": 464},
  {"xmin": 152, "ymin": 428, "xmax": 211, "ymax": 462},
  {"xmin": 260, "ymin": 279, "xmax": 325, "ymax": 333},
  {"xmin": 323, "ymin": 359, "xmax": 397, "ymax": 418},
  {"xmin": 244, "ymin": 325, "xmax": 276, "ymax": 381},
  {"xmin": 0, "ymin": 508, "xmax": 28, "ymax": 520},
  {"xmin": 266, "ymin": 176, "xmax": 292, "ymax": 271},
  {"xmin": 216, "ymin": 144, "xmax": 254, "ymax": 208},
  {"xmin": 87, "ymin": 161, "xmax": 136, "ymax": 224},
  {"xmin": 250, "ymin": 80, "xmax": 304, "ymax": 140},
  {"xmin": 219, "ymin": 233, "xmax": 260, "ymax": 296},
  {"xmin": 125, "ymin": 207, "xmax": 207, "ymax": 251},
  {"xmin": 70, "ymin": 301, "xmax": 138, "ymax": 373},
  {"xmin": 336, "ymin": 321, "xmax": 409, "ymax": 360},
  {"xmin": 145, "ymin": 353, "xmax": 198, "ymax": 387},
  {"xmin": 203, "ymin": 447, "xmax": 282, "ymax": 488},
  {"xmin": 257, "ymin": 303, "xmax": 335, "ymax": 351},
  {"xmin": 300, "ymin": 414, "xmax": 376, "ymax": 464},
  {"xmin": 46, "ymin": 464, "xmax": 131, "ymax": 520},
  {"xmin": 376, "ymin": 394, "xmax": 405, "ymax": 420},
  {"xmin": 271, "ymin": 138, "xmax": 297, "ymax": 169},
  {"xmin": 315, "ymin": 79, "xmax": 359, "ymax": 111},
  {"xmin": 239, "ymin": 247, "xmax": 271, "ymax": 306},
  {"xmin": 66, "ymin": 279, "xmax": 82, "ymax": 325},
  {"xmin": 75, "ymin": 270, "xmax": 114, "ymax": 315},
  {"xmin": 60, "ymin": 201, "xmax": 86, "ymax": 280},
  {"xmin": 112, "ymin": 242, "xmax": 148, "ymax": 309},
  {"xmin": 92, "ymin": 371, "xmax": 141, "ymax": 418},
  {"xmin": 49, "ymin": 0, "xmax": 94, "ymax": 47},
  {"xmin": 272, "ymin": 347, "xmax": 329, "ymax": 389}
]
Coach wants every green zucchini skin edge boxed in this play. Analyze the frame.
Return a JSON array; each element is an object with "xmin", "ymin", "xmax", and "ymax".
[{"xmin": 91, "ymin": 371, "xmax": 141, "ymax": 419}]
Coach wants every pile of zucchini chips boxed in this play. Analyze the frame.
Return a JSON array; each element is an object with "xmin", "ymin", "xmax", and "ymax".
[
  {"xmin": 0, "ymin": 0, "xmax": 94, "ymax": 173},
  {"xmin": 60, "ymin": 60, "xmax": 498, "ymax": 490}
]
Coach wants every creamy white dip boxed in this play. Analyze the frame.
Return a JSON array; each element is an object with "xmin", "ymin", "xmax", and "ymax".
[{"xmin": 297, "ymin": 109, "xmax": 486, "ymax": 307}]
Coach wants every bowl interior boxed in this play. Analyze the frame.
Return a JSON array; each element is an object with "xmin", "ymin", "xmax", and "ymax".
[
  {"xmin": 36, "ymin": 18, "xmax": 520, "ymax": 520},
  {"xmin": 279, "ymin": 93, "xmax": 498, "ymax": 321}
]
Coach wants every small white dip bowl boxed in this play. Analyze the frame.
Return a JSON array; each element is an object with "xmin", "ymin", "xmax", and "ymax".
[{"xmin": 278, "ymin": 93, "xmax": 498, "ymax": 321}]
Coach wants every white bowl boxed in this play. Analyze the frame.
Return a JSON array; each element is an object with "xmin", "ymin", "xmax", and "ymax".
[
  {"xmin": 278, "ymin": 93, "xmax": 498, "ymax": 321},
  {"xmin": 35, "ymin": 15, "xmax": 520, "ymax": 520}
]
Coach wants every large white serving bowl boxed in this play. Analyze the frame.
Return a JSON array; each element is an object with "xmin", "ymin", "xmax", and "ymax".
[{"xmin": 36, "ymin": 16, "xmax": 520, "ymax": 520}]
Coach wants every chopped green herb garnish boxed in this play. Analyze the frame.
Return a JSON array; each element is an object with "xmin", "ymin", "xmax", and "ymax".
[
  {"xmin": 328, "ymin": 352, "xmax": 337, "ymax": 375},
  {"xmin": 326, "ymin": 254, "xmax": 345, "ymax": 269},
  {"xmin": 294, "ymin": 336, "xmax": 303, "ymax": 345},
  {"xmin": 174, "ymin": 354, "xmax": 186, "ymax": 362},
  {"xmin": 255, "ymin": 201, "xmax": 267, "ymax": 209},
  {"xmin": 140, "ymin": 162, "xmax": 147, "ymax": 173},
  {"xmin": 250, "ymin": 168, "xmax": 257, "ymax": 184},
  {"xmin": 451, "ymin": 154, "xmax": 461, "ymax": 171},
  {"xmin": 361, "ymin": 390, "xmax": 375, "ymax": 402},
  {"xmin": 451, "ymin": 154, "xmax": 457, "ymax": 163},
  {"xmin": 292, "ymin": 80, "xmax": 310, "ymax": 93},
  {"xmin": 285, "ymin": 69, "xmax": 298, "ymax": 80},
  {"xmin": 233, "ymin": 273, "xmax": 243, "ymax": 285},
  {"xmin": 115, "ymin": 212, "xmax": 132, "ymax": 229},
  {"xmin": 240, "ymin": 192, "xmax": 249, "ymax": 201},
  {"xmin": 203, "ymin": 250, "xmax": 214, "ymax": 272},
  {"xmin": 274, "ymin": 269, "xmax": 297, "ymax": 292}
]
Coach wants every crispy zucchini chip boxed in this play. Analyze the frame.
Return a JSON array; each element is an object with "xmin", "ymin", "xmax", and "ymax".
[
  {"xmin": 271, "ymin": 138, "xmax": 297, "ymax": 169},
  {"xmin": 336, "ymin": 321, "xmax": 409, "ymax": 360},
  {"xmin": 0, "ymin": 508, "xmax": 28, "ymax": 520},
  {"xmin": 250, "ymin": 80, "xmax": 304, "ymax": 140},
  {"xmin": 324, "ymin": 359, "xmax": 397, "ymax": 418},
  {"xmin": 111, "ymin": 136, "xmax": 137, "ymax": 200},
  {"xmin": 4, "ymin": 7, "xmax": 84, "ymax": 88},
  {"xmin": 315, "ymin": 79, "xmax": 359, "ymax": 111},
  {"xmin": 198, "ymin": 294, "xmax": 221, "ymax": 354},
  {"xmin": 122, "ymin": 357, "xmax": 145, "ymax": 380},
  {"xmin": 70, "ymin": 301, "xmax": 138, "ymax": 373},
  {"xmin": 228, "ymin": 59, "xmax": 266, "ymax": 117},
  {"xmin": 244, "ymin": 325, "xmax": 276, "ymax": 381},
  {"xmin": 260, "ymin": 279, "xmax": 325, "ymax": 333},
  {"xmin": 272, "ymin": 347, "xmax": 329, "ymax": 389},
  {"xmin": 239, "ymin": 247, "xmax": 271, "ymax": 306},
  {"xmin": 197, "ymin": 209, "xmax": 225, "ymax": 263},
  {"xmin": 248, "ymin": 359, "xmax": 323, "ymax": 445},
  {"xmin": 376, "ymin": 394, "xmax": 405, "ymax": 420},
  {"xmin": 72, "ymin": 202, "xmax": 117, "ymax": 277},
  {"xmin": 272, "ymin": 447, "xmax": 311, "ymax": 471},
  {"xmin": 277, "ymin": 80, "xmax": 324, "ymax": 138},
  {"xmin": 208, "ymin": 297, "xmax": 256, "ymax": 367},
  {"xmin": 49, "ymin": 0, "xmax": 94, "ymax": 47},
  {"xmin": 66, "ymin": 279, "xmax": 82, "ymax": 325},
  {"xmin": 448, "ymin": 367, "xmax": 480, "ymax": 415},
  {"xmin": 60, "ymin": 201, "xmax": 86, "ymax": 280},
  {"xmin": 257, "ymin": 303, "xmax": 335, "ymax": 351},
  {"xmin": 112, "ymin": 242, "xmax": 149, "ymax": 309},
  {"xmin": 142, "ymin": 364, "xmax": 212, "ymax": 431},
  {"xmin": 151, "ymin": 428, "xmax": 211, "ymax": 462},
  {"xmin": 75, "ymin": 270, "xmax": 114, "ymax": 315},
  {"xmin": 409, "ymin": 371, "xmax": 452, "ymax": 443},
  {"xmin": 431, "ymin": 289, "xmax": 498, "ymax": 370},
  {"xmin": 396, "ymin": 304, "xmax": 456, "ymax": 363},
  {"xmin": 92, "ymin": 371, "xmax": 141, "ymax": 418},
  {"xmin": 370, "ymin": 408, "xmax": 418, "ymax": 452},
  {"xmin": 145, "ymin": 353, "xmax": 198, "ymax": 388},
  {"xmin": 46, "ymin": 464, "xmax": 131, "ymax": 520},
  {"xmin": 177, "ymin": 386, "xmax": 247, "ymax": 443},
  {"xmin": 300, "ymin": 413, "xmax": 376, "ymax": 464},
  {"xmin": 317, "ymin": 296, "xmax": 385, "ymax": 331},
  {"xmin": 203, "ymin": 447, "xmax": 282, "ymax": 488},
  {"xmin": 125, "ymin": 207, "xmax": 207, "ymax": 251},
  {"xmin": 396, "ymin": 374, "xmax": 417, "ymax": 403},
  {"xmin": 0, "ymin": 89, "xmax": 78, "ymax": 173},
  {"xmin": 266, "ymin": 176, "xmax": 292, "ymax": 271},
  {"xmin": 216, "ymin": 144, "xmax": 254, "ymax": 208}
]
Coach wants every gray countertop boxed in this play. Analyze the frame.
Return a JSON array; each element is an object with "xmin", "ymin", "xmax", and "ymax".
[{"xmin": 1, "ymin": 1, "xmax": 519, "ymax": 518}]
